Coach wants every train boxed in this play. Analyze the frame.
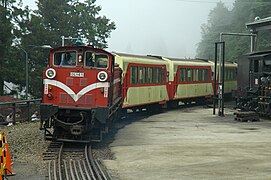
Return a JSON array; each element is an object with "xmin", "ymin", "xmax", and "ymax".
[{"xmin": 40, "ymin": 43, "xmax": 237, "ymax": 143}]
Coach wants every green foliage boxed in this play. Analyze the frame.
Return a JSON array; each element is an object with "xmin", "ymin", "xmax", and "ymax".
[
  {"xmin": 35, "ymin": 0, "xmax": 116, "ymax": 48},
  {"xmin": 1, "ymin": 0, "xmax": 115, "ymax": 98},
  {"xmin": 197, "ymin": 2, "xmax": 231, "ymax": 59},
  {"xmin": 197, "ymin": 0, "xmax": 271, "ymax": 61},
  {"xmin": 0, "ymin": 1, "xmax": 16, "ymax": 95}
]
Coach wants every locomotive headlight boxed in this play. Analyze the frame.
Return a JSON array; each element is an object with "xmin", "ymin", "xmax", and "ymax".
[
  {"xmin": 46, "ymin": 68, "xmax": 56, "ymax": 79},
  {"xmin": 97, "ymin": 71, "xmax": 108, "ymax": 82}
]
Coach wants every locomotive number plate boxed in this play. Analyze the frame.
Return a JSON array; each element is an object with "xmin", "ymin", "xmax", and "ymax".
[{"xmin": 70, "ymin": 72, "xmax": 84, "ymax": 77}]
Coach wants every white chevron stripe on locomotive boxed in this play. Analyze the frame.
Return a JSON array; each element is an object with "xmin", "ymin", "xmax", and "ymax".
[{"xmin": 43, "ymin": 79, "xmax": 110, "ymax": 102}]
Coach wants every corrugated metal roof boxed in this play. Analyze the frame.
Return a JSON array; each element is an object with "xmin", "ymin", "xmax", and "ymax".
[{"xmin": 246, "ymin": 16, "xmax": 271, "ymax": 30}]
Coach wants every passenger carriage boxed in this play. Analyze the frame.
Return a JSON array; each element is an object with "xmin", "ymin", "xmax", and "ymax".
[
  {"xmin": 210, "ymin": 61, "xmax": 238, "ymax": 97},
  {"xmin": 113, "ymin": 53, "xmax": 170, "ymax": 112},
  {"xmin": 223, "ymin": 62, "xmax": 238, "ymax": 95},
  {"xmin": 164, "ymin": 58, "xmax": 213, "ymax": 106}
]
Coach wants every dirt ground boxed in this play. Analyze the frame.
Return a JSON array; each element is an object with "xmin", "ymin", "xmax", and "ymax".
[
  {"xmin": 0, "ymin": 121, "xmax": 49, "ymax": 180},
  {"xmin": 104, "ymin": 106, "xmax": 271, "ymax": 179}
]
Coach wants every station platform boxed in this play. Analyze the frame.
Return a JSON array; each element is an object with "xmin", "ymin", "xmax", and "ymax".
[{"xmin": 104, "ymin": 106, "xmax": 271, "ymax": 179}]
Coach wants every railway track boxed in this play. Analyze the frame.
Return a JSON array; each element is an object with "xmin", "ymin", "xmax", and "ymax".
[{"xmin": 44, "ymin": 142, "xmax": 112, "ymax": 180}]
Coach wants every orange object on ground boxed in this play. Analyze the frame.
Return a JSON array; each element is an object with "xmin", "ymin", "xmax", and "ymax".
[{"xmin": 2, "ymin": 132, "xmax": 15, "ymax": 176}]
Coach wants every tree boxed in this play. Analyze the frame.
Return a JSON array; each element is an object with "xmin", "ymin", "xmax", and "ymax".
[
  {"xmin": 19, "ymin": 0, "xmax": 116, "ymax": 97},
  {"xmin": 197, "ymin": 0, "xmax": 271, "ymax": 61},
  {"xmin": 35, "ymin": 0, "xmax": 116, "ymax": 48},
  {"xmin": 0, "ymin": 0, "xmax": 15, "ymax": 95},
  {"xmin": 0, "ymin": 0, "xmax": 116, "ymax": 98},
  {"xmin": 196, "ymin": 2, "xmax": 231, "ymax": 60}
]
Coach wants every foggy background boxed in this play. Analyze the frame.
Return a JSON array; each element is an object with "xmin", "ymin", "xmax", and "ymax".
[{"xmin": 23, "ymin": 0, "xmax": 235, "ymax": 58}]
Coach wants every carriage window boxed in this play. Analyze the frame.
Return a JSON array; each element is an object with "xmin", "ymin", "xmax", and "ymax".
[
  {"xmin": 146, "ymin": 67, "xmax": 153, "ymax": 84},
  {"xmin": 224, "ymin": 68, "xmax": 235, "ymax": 81},
  {"xmin": 180, "ymin": 68, "xmax": 186, "ymax": 82},
  {"xmin": 139, "ymin": 67, "xmax": 146, "ymax": 84},
  {"xmin": 54, "ymin": 51, "xmax": 77, "ymax": 66},
  {"xmin": 153, "ymin": 67, "xmax": 159, "ymax": 84},
  {"xmin": 158, "ymin": 68, "xmax": 163, "ymax": 83},
  {"xmin": 130, "ymin": 66, "xmax": 138, "ymax": 84},
  {"xmin": 199, "ymin": 69, "xmax": 203, "ymax": 81},
  {"xmin": 193, "ymin": 69, "xmax": 199, "ymax": 81},
  {"xmin": 187, "ymin": 69, "xmax": 192, "ymax": 82},
  {"xmin": 204, "ymin": 69, "xmax": 209, "ymax": 81},
  {"xmin": 85, "ymin": 52, "xmax": 108, "ymax": 69}
]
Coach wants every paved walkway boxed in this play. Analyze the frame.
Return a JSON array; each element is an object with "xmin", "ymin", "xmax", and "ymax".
[{"xmin": 104, "ymin": 106, "xmax": 271, "ymax": 179}]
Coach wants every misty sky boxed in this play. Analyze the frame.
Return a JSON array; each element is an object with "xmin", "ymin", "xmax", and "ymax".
[{"xmin": 23, "ymin": 0, "xmax": 235, "ymax": 58}]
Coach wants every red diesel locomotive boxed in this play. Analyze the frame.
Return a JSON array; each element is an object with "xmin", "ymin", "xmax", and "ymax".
[{"xmin": 40, "ymin": 45, "xmax": 122, "ymax": 142}]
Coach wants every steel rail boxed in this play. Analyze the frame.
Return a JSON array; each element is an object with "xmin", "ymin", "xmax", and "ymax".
[
  {"xmin": 97, "ymin": 159, "xmax": 113, "ymax": 180},
  {"xmin": 73, "ymin": 160, "xmax": 80, "ymax": 179},
  {"xmin": 82, "ymin": 159, "xmax": 92, "ymax": 180},
  {"xmin": 77, "ymin": 160, "xmax": 87, "ymax": 180},
  {"xmin": 58, "ymin": 143, "xmax": 64, "ymax": 180},
  {"xmin": 69, "ymin": 159, "xmax": 76, "ymax": 180},
  {"xmin": 48, "ymin": 160, "xmax": 52, "ymax": 180},
  {"xmin": 85, "ymin": 145, "xmax": 96, "ymax": 180},
  {"xmin": 63, "ymin": 160, "xmax": 69, "ymax": 180},
  {"xmin": 46, "ymin": 143, "xmax": 112, "ymax": 180},
  {"xmin": 53, "ymin": 160, "xmax": 57, "ymax": 180},
  {"xmin": 88, "ymin": 146, "xmax": 102, "ymax": 180},
  {"xmin": 95, "ymin": 159, "xmax": 108, "ymax": 180}
]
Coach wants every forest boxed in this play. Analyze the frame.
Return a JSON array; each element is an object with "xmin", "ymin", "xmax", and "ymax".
[
  {"xmin": 0, "ymin": 0, "xmax": 115, "ymax": 97},
  {"xmin": 197, "ymin": 0, "xmax": 271, "ymax": 61},
  {"xmin": 1, "ymin": 0, "xmax": 271, "ymax": 98}
]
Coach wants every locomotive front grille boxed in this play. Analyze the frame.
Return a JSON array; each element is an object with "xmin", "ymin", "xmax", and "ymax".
[
  {"xmin": 80, "ymin": 78, "xmax": 87, "ymax": 86},
  {"xmin": 60, "ymin": 93, "xmax": 74, "ymax": 104},
  {"xmin": 60, "ymin": 93, "xmax": 67, "ymax": 104},
  {"xmin": 66, "ymin": 78, "xmax": 74, "ymax": 86},
  {"xmin": 60, "ymin": 93, "xmax": 92, "ymax": 105},
  {"xmin": 86, "ymin": 94, "xmax": 92, "ymax": 104}
]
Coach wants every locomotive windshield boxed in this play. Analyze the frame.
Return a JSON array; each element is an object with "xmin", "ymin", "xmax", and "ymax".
[
  {"xmin": 54, "ymin": 51, "xmax": 77, "ymax": 67},
  {"xmin": 85, "ymin": 52, "xmax": 108, "ymax": 69}
]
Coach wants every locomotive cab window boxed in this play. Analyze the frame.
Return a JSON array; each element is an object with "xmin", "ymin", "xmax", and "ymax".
[
  {"xmin": 54, "ymin": 51, "xmax": 77, "ymax": 67},
  {"xmin": 85, "ymin": 52, "xmax": 109, "ymax": 69}
]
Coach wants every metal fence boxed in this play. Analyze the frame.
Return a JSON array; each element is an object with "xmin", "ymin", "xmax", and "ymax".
[{"xmin": 0, "ymin": 99, "xmax": 41, "ymax": 124}]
